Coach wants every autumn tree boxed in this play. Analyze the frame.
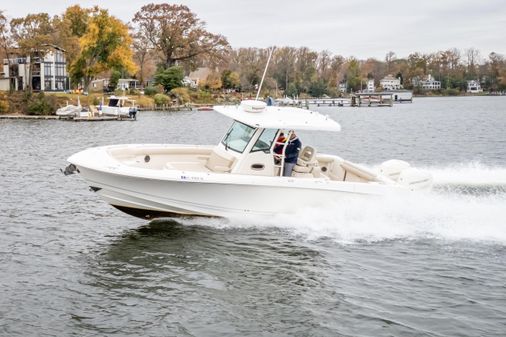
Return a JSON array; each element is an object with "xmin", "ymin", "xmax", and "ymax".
[
  {"xmin": 221, "ymin": 69, "xmax": 240, "ymax": 90},
  {"xmin": 0, "ymin": 11, "xmax": 13, "ymax": 91},
  {"xmin": 132, "ymin": 3, "xmax": 229, "ymax": 69},
  {"xmin": 52, "ymin": 5, "xmax": 90, "ymax": 66},
  {"xmin": 69, "ymin": 8, "xmax": 137, "ymax": 91},
  {"xmin": 10, "ymin": 13, "xmax": 53, "ymax": 92}
]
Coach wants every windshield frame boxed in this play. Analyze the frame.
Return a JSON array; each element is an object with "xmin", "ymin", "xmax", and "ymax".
[{"xmin": 221, "ymin": 120, "xmax": 256, "ymax": 153}]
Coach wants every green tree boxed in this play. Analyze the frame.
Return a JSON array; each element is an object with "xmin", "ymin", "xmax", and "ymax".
[
  {"xmin": 309, "ymin": 80, "xmax": 328, "ymax": 97},
  {"xmin": 285, "ymin": 83, "xmax": 298, "ymax": 97},
  {"xmin": 109, "ymin": 69, "xmax": 121, "ymax": 92},
  {"xmin": 154, "ymin": 66, "xmax": 184, "ymax": 92},
  {"xmin": 221, "ymin": 69, "xmax": 240, "ymax": 90},
  {"xmin": 346, "ymin": 58, "xmax": 362, "ymax": 92},
  {"xmin": 69, "ymin": 8, "xmax": 137, "ymax": 91}
]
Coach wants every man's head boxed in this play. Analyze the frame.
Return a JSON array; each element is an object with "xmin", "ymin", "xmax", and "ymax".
[{"xmin": 289, "ymin": 130, "xmax": 297, "ymax": 139}]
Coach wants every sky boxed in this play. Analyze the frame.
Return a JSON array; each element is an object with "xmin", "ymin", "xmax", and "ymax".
[{"xmin": 2, "ymin": 0, "xmax": 506, "ymax": 60}]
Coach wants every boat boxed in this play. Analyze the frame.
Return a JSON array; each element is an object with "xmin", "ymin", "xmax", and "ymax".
[
  {"xmin": 67, "ymin": 99, "xmax": 433, "ymax": 219},
  {"xmin": 56, "ymin": 97, "xmax": 84, "ymax": 117},
  {"xmin": 100, "ymin": 96, "xmax": 138, "ymax": 118}
]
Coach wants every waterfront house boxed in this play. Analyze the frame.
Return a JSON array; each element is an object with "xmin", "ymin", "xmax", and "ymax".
[
  {"xmin": 188, "ymin": 67, "xmax": 212, "ymax": 87},
  {"xmin": 466, "ymin": 80, "xmax": 483, "ymax": 93},
  {"xmin": 366, "ymin": 79, "xmax": 375, "ymax": 92},
  {"xmin": 380, "ymin": 75, "xmax": 402, "ymax": 90},
  {"xmin": 90, "ymin": 78, "xmax": 140, "ymax": 93},
  {"xmin": 338, "ymin": 81, "xmax": 348, "ymax": 93},
  {"xmin": 413, "ymin": 74, "xmax": 441, "ymax": 90},
  {"xmin": 0, "ymin": 45, "xmax": 69, "ymax": 92}
]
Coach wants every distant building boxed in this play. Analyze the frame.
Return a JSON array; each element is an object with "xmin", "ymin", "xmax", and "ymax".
[
  {"xmin": 366, "ymin": 79, "xmax": 375, "ymax": 92},
  {"xmin": 338, "ymin": 81, "xmax": 348, "ymax": 93},
  {"xmin": 467, "ymin": 80, "xmax": 483, "ymax": 93},
  {"xmin": 380, "ymin": 74, "xmax": 402, "ymax": 90},
  {"xmin": 90, "ymin": 78, "xmax": 139, "ymax": 92},
  {"xmin": 413, "ymin": 74, "xmax": 441, "ymax": 90},
  {"xmin": 1, "ymin": 45, "xmax": 69, "ymax": 92},
  {"xmin": 188, "ymin": 67, "xmax": 212, "ymax": 87},
  {"xmin": 118, "ymin": 78, "xmax": 139, "ymax": 91}
]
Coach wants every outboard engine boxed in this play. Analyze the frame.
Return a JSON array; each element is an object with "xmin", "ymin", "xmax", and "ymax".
[
  {"xmin": 379, "ymin": 159, "xmax": 433, "ymax": 190},
  {"xmin": 379, "ymin": 159, "xmax": 411, "ymax": 181},
  {"xmin": 398, "ymin": 168, "xmax": 433, "ymax": 191},
  {"xmin": 129, "ymin": 107, "xmax": 138, "ymax": 120}
]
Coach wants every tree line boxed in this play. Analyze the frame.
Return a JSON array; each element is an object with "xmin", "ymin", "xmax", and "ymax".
[{"xmin": 1, "ymin": 4, "xmax": 505, "ymax": 97}]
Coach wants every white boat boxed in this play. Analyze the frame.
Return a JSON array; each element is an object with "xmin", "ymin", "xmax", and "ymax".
[
  {"xmin": 67, "ymin": 100, "xmax": 432, "ymax": 219},
  {"xmin": 100, "ymin": 96, "xmax": 137, "ymax": 117},
  {"xmin": 56, "ymin": 97, "xmax": 83, "ymax": 117}
]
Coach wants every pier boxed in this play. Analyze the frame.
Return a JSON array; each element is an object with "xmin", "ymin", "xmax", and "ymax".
[{"xmin": 0, "ymin": 114, "xmax": 135, "ymax": 122}]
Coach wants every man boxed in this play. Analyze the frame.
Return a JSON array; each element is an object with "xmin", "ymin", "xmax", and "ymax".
[{"xmin": 283, "ymin": 131, "xmax": 302, "ymax": 177}]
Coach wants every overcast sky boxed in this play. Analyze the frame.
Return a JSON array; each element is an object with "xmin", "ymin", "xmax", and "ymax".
[{"xmin": 2, "ymin": 0, "xmax": 505, "ymax": 60}]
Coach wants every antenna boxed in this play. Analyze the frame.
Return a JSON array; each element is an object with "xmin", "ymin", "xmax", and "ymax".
[{"xmin": 255, "ymin": 47, "xmax": 275, "ymax": 101}]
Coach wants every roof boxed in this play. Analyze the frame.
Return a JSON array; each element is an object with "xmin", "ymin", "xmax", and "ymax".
[{"xmin": 213, "ymin": 101, "xmax": 341, "ymax": 132}]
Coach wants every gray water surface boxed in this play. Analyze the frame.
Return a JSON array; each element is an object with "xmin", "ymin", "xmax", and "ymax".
[{"xmin": 1, "ymin": 96, "xmax": 505, "ymax": 336}]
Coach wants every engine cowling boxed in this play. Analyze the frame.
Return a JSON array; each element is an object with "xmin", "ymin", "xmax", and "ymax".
[
  {"xmin": 379, "ymin": 159, "xmax": 411, "ymax": 181},
  {"xmin": 398, "ymin": 168, "xmax": 433, "ymax": 191}
]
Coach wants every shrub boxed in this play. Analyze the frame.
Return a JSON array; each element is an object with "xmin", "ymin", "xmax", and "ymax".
[
  {"xmin": 143, "ymin": 86, "xmax": 160, "ymax": 96},
  {"xmin": 26, "ymin": 93, "xmax": 58, "ymax": 115},
  {"xmin": 153, "ymin": 93, "xmax": 170, "ymax": 106},
  {"xmin": 0, "ymin": 92, "xmax": 9, "ymax": 113},
  {"xmin": 170, "ymin": 87, "xmax": 191, "ymax": 104}
]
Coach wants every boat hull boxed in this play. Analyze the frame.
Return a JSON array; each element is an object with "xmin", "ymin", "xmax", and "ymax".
[{"xmin": 74, "ymin": 165, "xmax": 395, "ymax": 219}]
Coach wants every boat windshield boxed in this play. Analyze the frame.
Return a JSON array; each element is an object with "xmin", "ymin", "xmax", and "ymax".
[{"xmin": 221, "ymin": 121, "xmax": 256, "ymax": 153}]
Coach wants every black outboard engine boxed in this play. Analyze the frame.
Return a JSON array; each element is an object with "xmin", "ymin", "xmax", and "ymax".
[{"xmin": 129, "ymin": 107, "xmax": 138, "ymax": 120}]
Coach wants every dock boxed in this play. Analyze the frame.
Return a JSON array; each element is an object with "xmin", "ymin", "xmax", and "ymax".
[{"xmin": 0, "ymin": 114, "xmax": 135, "ymax": 121}]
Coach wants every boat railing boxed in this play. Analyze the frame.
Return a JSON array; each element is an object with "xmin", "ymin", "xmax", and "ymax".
[{"xmin": 272, "ymin": 131, "xmax": 293, "ymax": 177}]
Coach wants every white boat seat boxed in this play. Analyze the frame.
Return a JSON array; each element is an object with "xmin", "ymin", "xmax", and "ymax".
[
  {"xmin": 340, "ymin": 160, "xmax": 378, "ymax": 181},
  {"xmin": 296, "ymin": 146, "xmax": 318, "ymax": 167},
  {"xmin": 293, "ymin": 165, "xmax": 312, "ymax": 173},
  {"xmin": 205, "ymin": 149, "xmax": 235, "ymax": 173}
]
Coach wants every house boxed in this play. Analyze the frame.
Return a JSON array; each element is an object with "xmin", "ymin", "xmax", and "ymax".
[
  {"xmin": 117, "ymin": 78, "xmax": 139, "ymax": 91},
  {"xmin": 380, "ymin": 75, "xmax": 402, "ymax": 90},
  {"xmin": 413, "ymin": 74, "xmax": 441, "ymax": 90},
  {"xmin": 1, "ymin": 45, "xmax": 69, "ymax": 92},
  {"xmin": 90, "ymin": 78, "xmax": 109, "ymax": 92},
  {"xmin": 90, "ymin": 78, "xmax": 139, "ymax": 92},
  {"xmin": 366, "ymin": 79, "xmax": 375, "ymax": 92},
  {"xmin": 188, "ymin": 67, "xmax": 212, "ymax": 86},
  {"xmin": 338, "ymin": 81, "xmax": 348, "ymax": 93},
  {"xmin": 467, "ymin": 80, "xmax": 483, "ymax": 93}
]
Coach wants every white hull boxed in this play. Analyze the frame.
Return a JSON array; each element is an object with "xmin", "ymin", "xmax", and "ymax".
[
  {"xmin": 101, "ymin": 106, "xmax": 130, "ymax": 117},
  {"xmin": 68, "ymin": 144, "xmax": 427, "ymax": 219}
]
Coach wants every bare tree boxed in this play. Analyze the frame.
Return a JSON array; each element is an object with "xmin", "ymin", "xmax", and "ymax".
[{"xmin": 132, "ymin": 4, "xmax": 229, "ymax": 69}]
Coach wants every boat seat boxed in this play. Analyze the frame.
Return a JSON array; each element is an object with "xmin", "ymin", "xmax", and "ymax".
[
  {"xmin": 205, "ymin": 149, "xmax": 235, "ymax": 173},
  {"xmin": 340, "ymin": 160, "xmax": 378, "ymax": 182},
  {"xmin": 296, "ymin": 146, "xmax": 318, "ymax": 167},
  {"xmin": 293, "ymin": 146, "xmax": 318, "ymax": 175}
]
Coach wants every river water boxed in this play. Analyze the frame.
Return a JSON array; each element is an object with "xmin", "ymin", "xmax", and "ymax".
[{"xmin": 0, "ymin": 96, "xmax": 505, "ymax": 336}]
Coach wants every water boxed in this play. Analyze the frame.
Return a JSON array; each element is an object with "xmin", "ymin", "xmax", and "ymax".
[{"xmin": 0, "ymin": 96, "xmax": 505, "ymax": 336}]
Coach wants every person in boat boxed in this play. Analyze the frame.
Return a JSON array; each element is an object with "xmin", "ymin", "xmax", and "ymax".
[
  {"xmin": 283, "ymin": 131, "xmax": 302, "ymax": 177},
  {"xmin": 273, "ymin": 132, "xmax": 286, "ymax": 165}
]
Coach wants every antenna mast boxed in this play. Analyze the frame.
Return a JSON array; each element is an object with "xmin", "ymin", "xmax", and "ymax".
[{"xmin": 255, "ymin": 47, "xmax": 275, "ymax": 101}]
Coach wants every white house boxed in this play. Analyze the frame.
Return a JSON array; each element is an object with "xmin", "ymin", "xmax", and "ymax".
[
  {"xmin": 1, "ymin": 45, "xmax": 69, "ymax": 92},
  {"xmin": 366, "ymin": 79, "xmax": 375, "ymax": 92},
  {"xmin": 338, "ymin": 81, "xmax": 347, "ymax": 93},
  {"xmin": 467, "ymin": 80, "xmax": 483, "ymax": 93},
  {"xmin": 416, "ymin": 74, "xmax": 441, "ymax": 90},
  {"xmin": 188, "ymin": 67, "xmax": 212, "ymax": 87},
  {"xmin": 380, "ymin": 75, "xmax": 402, "ymax": 90}
]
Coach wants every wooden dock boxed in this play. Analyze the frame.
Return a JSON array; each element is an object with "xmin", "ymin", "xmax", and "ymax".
[{"xmin": 0, "ymin": 114, "xmax": 135, "ymax": 121}]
